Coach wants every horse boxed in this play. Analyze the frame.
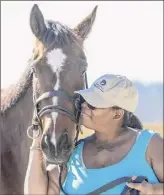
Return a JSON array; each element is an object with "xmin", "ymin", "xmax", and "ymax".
[
  {"xmin": 0, "ymin": 4, "xmax": 98, "ymax": 194},
  {"xmin": 0, "ymin": 4, "xmax": 143, "ymax": 194}
]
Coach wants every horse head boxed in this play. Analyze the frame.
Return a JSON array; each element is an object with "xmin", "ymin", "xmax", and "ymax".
[{"xmin": 28, "ymin": 4, "xmax": 98, "ymax": 165}]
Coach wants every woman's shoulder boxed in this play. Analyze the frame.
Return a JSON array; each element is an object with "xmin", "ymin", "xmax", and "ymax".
[
  {"xmin": 145, "ymin": 131, "xmax": 163, "ymax": 182},
  {"xmin": 126, "ymin": 127, "xmax": 160, "ymax": 149},
  {"xmin": 146, "ymin": 131, "xmax": 163, "ymax": 159}
]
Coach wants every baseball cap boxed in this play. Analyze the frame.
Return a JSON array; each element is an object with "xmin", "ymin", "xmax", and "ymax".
[{"xmin": 74, "ymin": 74, "xmax": 138, "ymax": 113}]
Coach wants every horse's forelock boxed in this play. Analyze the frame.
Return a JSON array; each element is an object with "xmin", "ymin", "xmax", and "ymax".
[{"xmin": 31, "ymin": 39, "xmax": 45, "ymax": 62}]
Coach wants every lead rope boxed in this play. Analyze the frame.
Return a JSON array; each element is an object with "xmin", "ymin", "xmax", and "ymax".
[
  {"xmin": 59, "ymin": 72, "xmax": 88, "ymax": 195},
  {"xmin": 59, "ymin": 165, "xmax": 69, "ymax": 195}
]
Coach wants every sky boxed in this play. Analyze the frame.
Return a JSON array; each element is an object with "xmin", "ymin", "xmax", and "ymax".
[{"xmin": 1, "ymin": 1, "xmax": 163, "ymax": 88}]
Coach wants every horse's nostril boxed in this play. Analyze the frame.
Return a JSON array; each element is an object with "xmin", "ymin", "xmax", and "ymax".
[
  {"xmin": 58, "ymin": 133, "xmax": 69, "ymax": 151},
  {"xmin": 42, "ymin": 134, "xmax": 53, "ymax": 148},
  {"xmin": 41, "ymin": 134, "xmax": 50, "ymax": 149},
  {"xmin": 42, "ymin": 133, "xmax": 56, "ymax": 156},
  {"xmin": 63, "ymin": 133, "xmax": 68, "ymax": 144},
  {"xmin": 42, "ymin": 132, "xmax": 70, "ymax": 158}
]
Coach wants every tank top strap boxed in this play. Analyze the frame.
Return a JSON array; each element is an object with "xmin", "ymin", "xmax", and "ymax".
[
  {"xmin": 66, "ymin": 135, "xmax": 91, "ymax": 167},
  {"xmin": 66, "ymin": 134, "xmax": 94, "ymax": 169},
  {"xmin": 128, "ymin": 129, "xmax": 157, "ymax": 159}
]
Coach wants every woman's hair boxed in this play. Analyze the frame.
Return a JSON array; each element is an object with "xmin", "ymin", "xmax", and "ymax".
[{"xmin": 112, "ymin": 106, "xmax": 143, "ymax": 130}]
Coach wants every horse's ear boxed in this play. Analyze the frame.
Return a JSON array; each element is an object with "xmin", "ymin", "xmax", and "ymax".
[
  {"xmin": 30, "ymin": 4, "xmax": 47, "ymax": 40},
  {"xmin": 73, "ymin": 5, "xmax": 98, "ymax": 40}
]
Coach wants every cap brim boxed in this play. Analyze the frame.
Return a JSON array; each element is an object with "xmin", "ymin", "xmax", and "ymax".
[{"xmin": 74, "ymin": 88, "xmax": 110, "ymax": 108}]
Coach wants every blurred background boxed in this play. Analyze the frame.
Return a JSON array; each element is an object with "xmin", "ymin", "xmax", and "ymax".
[{"xmin": 1, "ymin": 1, "xmax": 163, "ymax": 136}]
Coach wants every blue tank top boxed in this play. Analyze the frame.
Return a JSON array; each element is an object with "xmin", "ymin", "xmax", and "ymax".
[{"xmin": 61, "ymin": 130, "xmax": 159, "ymax": 195}]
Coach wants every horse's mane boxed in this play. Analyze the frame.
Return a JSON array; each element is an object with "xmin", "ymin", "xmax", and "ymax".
[
  {"xmin": 0, "ymin": 28, "xmax": 48, "ymax": 114},
  {"xmin": 1, "ymin": 64, "xmax": 33, "ymax": 114}
]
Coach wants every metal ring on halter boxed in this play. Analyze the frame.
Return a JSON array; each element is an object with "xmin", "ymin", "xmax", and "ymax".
[{"xmin": 27, "ymin": 125, "xmax": 41, "ymax": 140}]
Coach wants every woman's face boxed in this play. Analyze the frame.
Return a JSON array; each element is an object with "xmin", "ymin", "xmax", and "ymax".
[{"xmin": 79, "ymin": 101, "xmax": 116, "ymax": 132}]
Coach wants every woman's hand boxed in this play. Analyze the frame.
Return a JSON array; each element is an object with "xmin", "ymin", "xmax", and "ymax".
[
  {"xmin": 24, "ymin": 130, "xmax": 48, "ymax": 195},
  {"xmin": 30, "ymin": 129, "xmax": 42, "ymax": 148},
  {"xmin": 126, "ymin": 176, "xmax": 163, "ymax": 195}
]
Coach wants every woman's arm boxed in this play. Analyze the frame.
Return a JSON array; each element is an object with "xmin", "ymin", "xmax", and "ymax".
[
  {"xmin": 147, "ymin": 133, "xmax": 164, "ymax": 193},
  {"xmin": 24, "ymin": 132, "xmax": 67, "ymax": 195},
  {"xmin": 24, "ymin": 137, "xmax": 48, "ymax": 195},
  {"xmin": 127, "ymin": 133, "xmax": 164, "ymax": 194}
]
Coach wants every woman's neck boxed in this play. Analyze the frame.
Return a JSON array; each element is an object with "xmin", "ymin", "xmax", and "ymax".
[{"xmin": 94, "ymin": 126, "xmax": 127, "ymax": 144}]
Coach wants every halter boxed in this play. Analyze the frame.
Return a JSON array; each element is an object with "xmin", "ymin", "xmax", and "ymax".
[{"xmin": 27, "ymin": 67, "xmax": 88, "ymax": 137}]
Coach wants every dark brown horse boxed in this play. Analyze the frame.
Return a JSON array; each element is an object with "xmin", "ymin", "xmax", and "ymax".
[
  {"xmin": 1, "ymin": 4, "xmax": 143, "ymax": 195},
  {"xmin": 1, "ymin": 4, "xmax": 98, "ymax": 194}
]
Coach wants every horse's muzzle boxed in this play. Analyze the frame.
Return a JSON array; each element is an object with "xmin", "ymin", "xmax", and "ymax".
[{"xmin": 41, "ymin": 133, "xmax": 72, "ymax": 164}]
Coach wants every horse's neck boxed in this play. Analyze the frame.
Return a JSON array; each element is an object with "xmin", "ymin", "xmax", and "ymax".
[
  {"xmin": 1, "ymin": 84, "xmax": 34, "ymax": 154},
  {"xmin": 1, "ymin": 84, "xmax": 34, "ymax": 194}
]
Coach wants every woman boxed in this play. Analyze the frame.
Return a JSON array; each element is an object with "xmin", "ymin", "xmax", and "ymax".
[{"xmin": 24, "ymin": 74, "xmax": 163, "ymax": 194}]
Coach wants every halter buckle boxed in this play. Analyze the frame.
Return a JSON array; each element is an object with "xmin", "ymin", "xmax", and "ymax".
[{"xmin": 27, "ymin": 124, "xmax": 41, "ymax": 140}]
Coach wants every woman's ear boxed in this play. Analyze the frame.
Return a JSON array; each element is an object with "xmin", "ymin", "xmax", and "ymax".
[{"xmin": 113, "ymin": 109, "xmax": 124, "ymax": 120}]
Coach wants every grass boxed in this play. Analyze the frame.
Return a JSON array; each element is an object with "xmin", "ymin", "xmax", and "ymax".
[{"xmin": 79, "ymin": 124, "xmax": 163, "ymax": 139}]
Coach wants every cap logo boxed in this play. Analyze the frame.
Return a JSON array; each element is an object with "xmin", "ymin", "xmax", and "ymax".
[{"xmin": 100, "ymin": 79, "xmax": 106, "ymax": 86}]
